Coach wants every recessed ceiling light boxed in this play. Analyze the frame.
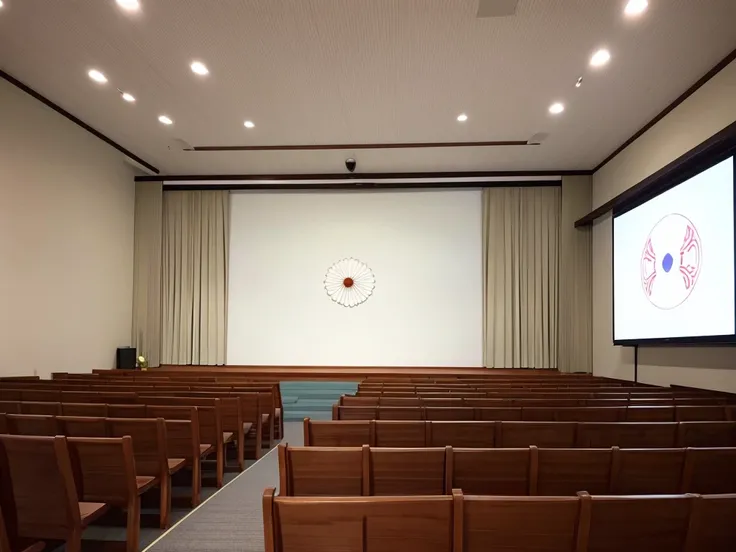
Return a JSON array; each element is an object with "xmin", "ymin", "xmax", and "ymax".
[
  {"xmin": 590, "ymin": 48, "xmax": 611, "ymax": 67},
  {"xmin": 116, "ymin": 0, "xmax": 140, "ymax": 11},
  {"xmin": 88, "ymin": 69, "xmax": 108, "ymax": 84},
  {"xmin": 548, "ymin": 102, "xmax": 565, "ymax": 115},
  {"xmin": 0, "ymin": 1, "xmax": 5, "ymax": 9},
  {"xmin": 121, "ymin": 92, "xmax": 136, "ymax": 102},
  {"xmin": 244, "ymin": 120, "xmax": 255, "ymax": 128},
  {"xmin": 624, "ymin": 0, "xmax": 648, "ymax": 17},
  {"xmin": 575, "ymin": 76, "xmax": 583, "ymax": 88},
  {"xmin": 457, "ymin": 113, "xmax": 468, "ymax": 122},
  {"xmin": 190, "ymin": 61, "xmax": 209, "ymax": 76},
  {"xmin": 158, "ymin": 115, "xmax": 173, "ymax": 125}
]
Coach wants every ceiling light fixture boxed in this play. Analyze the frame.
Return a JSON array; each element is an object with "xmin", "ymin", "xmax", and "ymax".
[
  {"xmin": 624, "ymin": 0, "xmax": 648, "ymax": 17},
  {"xmin": 457, "ymin": 113, "xmax": 468, "ymax": 122},
  {"xmin": 575, "ymin": 76, "xmax": 583, "ymax": 88},
  {"xmin": 121, "ymin": 92, "xmax": 136, "ymax": 102},
  {"xmin": 244, "ymin": 120, "xmax": 255, "ymax": 128},
  {"xmin": 88, "ymin": 69, "xmax": 108, "ymax": 84},
  {"xmin": 116, "ymin": 0, "xmax": 140, "ymax": 12},
  {"xmin": 590, "ymin": 48, "xmax": 611, "ymax": 67},
  {"xmin": 158, "ymin": 115, "xmax": 173, "ymax": 125},
  {"xmin": 548, "ymin": 102, "xmax": 565, "ymax": 115},
  {"xmin": 190, "ymin": 61, "xmax": 209, "ymax": 76},
  {"xmin": 0, "ymin": 1, "xmax": 4, "ymax": 8}
]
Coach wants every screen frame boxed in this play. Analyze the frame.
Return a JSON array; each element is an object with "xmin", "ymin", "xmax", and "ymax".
[{"xmin": 612, "ymin": 149, "xmax": 736, "ymax": 346}]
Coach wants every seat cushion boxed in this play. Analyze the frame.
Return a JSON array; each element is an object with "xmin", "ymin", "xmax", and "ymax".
[
  {"xmin": 136, "ymin": 475, "xmax": 158, "ymax": 494},
  {"xmin": 200, "ymin": 443, "xmax": 215, "ymax": 458},
  {"xmin": 223, "ymin": 431, "xmax": 234, "ymax": 443},
  {"xmin": 243, "ymin": 422, "xmax": 253, "ymax": 434},
  {"xmin": 79, "ymin": 502, "xmax": 109, "ymax": 527},
  {"xmin": 168, "ymin": 458, "xmax": 187, "ymax": 474}
]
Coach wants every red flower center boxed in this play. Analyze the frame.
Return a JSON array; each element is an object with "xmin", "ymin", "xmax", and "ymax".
[{"xmin": 343, "ymin": 277, "xmax": 354, "ymax": 288}]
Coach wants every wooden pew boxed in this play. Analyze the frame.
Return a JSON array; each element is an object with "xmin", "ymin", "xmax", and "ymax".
[
  {"xmin": 685, "ymin": 494, "xmax": 736, "ymax": 552},
  {"xmin": 66, "ymin": 436, "xmax": 154, "ymax": 552},
  {"xmin": 0, "ymin": 435, "xmax": 109, "ymax": 552},
  {"xmin": 453, "ymin": 448, "xmax": 532, "ymax": 495},
  {"xmin": 4, "ymin": 414, "xmax": 60, "ymax": 436}
]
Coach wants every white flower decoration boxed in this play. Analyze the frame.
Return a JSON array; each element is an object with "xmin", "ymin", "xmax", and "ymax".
[{"xmin": 324, "ymin": 258, "xmax": 376, "ymax": 307}]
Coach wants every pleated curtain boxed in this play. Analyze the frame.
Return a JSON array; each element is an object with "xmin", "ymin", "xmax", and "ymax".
[
  {"xmin": 161, "ymin": 191, "xmax": 229, "ymax": 365},
  {"xmin": 483, "ymin": 187, "xmax": 561, "ymax": 369}
]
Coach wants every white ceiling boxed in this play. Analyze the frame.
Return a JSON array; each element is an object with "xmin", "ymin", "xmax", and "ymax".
[{"xmin": 0, "ymin": 0, "xmax": 735, "ymax": 176}]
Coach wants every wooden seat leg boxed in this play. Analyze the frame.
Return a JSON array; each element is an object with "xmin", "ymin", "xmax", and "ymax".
[
  {"xmin": 216, "ymin": 442, "xmax": 224, "ymax": 488},
  {"xmin": 237, "ymin": 436, "xmax": 245, "ymax": 471},
  {"xmin": 127, "ymin": 496, "xmax": 141, "ymax": 552},
  {"xmin": 191, "ymin": 456, "xmax": 202, "ymax": 507},
  {"xmin": 159, "ymin": 475, "xmax": 171, "ymax": 529},
  {"xmin": 67, "ymin": 528, "xmax": 83, "ymax": 552}
]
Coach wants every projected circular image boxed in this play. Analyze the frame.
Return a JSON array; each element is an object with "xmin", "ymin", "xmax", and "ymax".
[{"xmin": 640, "ymin": 213, "xmax": 702, "ymax": 309}]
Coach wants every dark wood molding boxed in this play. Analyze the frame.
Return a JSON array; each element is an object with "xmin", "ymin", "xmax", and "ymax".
[
  {"xmin": 137, "ymin": 169, "xmax": 590, "ymax": 182},
  {"xmin": 163, "ymin": 179, "xmax": 562, "ymax": 191},
  {"xmin": 592, "ymin": 46, "xmax": 736, "ymax": 174},
  {"xmin": 190, "ymin": 140, "xmax": 533, "ymax": 152},
  {"xmin": 0, "ymin": 69, "xmax": 160, "ymax": 175},
  {"xmin": 575, "ymin": 118, "xmax": 736, "ymax": 227}
]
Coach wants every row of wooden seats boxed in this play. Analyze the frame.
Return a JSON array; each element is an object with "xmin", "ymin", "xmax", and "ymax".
[
  {"xmin": 355, "ymin": 390, "xmax": 732, "ymax": 400},
  {"xmin": 0, "ymin": 434, "xmax": 165, "ymax": 552},
  {"xmin": 0, "ymin": 398, "xmax": 259, "ymax": 487},
  {"xmin": 0, "ymin": 382, "xmax": 283, "ymax": 440},
  {"xmin": 0, "ymin": 413, "xmax": 197, "ymax": 527},
  {"xmin": 278, "ymin": 444, "xmax": 736, "ymax": 497},
  {"xmin": 303, "ymin": 419, "xmax": 736, "ymax": 448},
  {"xmin": 262, "ymin": 488, "xmax": 735, "ymax": 552},
  {"xmin": 0, "ymin": 390, "xmax": 273, "ymax": 449},
  {"xmin": 334, "ymin": 404, "xmax": 736, "ymax": 422}
]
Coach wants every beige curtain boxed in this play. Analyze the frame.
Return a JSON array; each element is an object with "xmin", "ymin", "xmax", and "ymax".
[
  {"xmin": 483, "ymin": 187, "xmax": 560, "ymax": 368},
  {"xmin": 161, "ymin": 191, "xmax": 229, "ymax": 365},
  {"xmin": 131, "ymin": 181, "xmax": 162, "ymax": 367},
  {"xmin": 559, "ymin": 176, "xmax": 593, "ymax": 373}
]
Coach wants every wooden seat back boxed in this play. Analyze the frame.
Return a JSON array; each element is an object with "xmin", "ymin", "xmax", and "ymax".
[
  {"xmin": 463, "ymin": 494, "xmax": 580, "ymax": 552},
  {"xmin": 304, "ymin": 420, "xmax": 372, "ymax": 447},
  {"xmin": 429, "ymin": 421, "xmax": 495, "ymax": 447},
  {"xmin": 375, "ymin": 420, "xmax": 426, "ymax": 447},
  {"xmin": 453, "ymin": 448, "xmax": 531, "ymax": 495},
  {"xmin": 108, "ymin": 404, "xmax": 147, "ymax": 418},
  {"xmin": 369, "ymin": 447, "xmax": 447, "ymax": 495},
  {"xmin": 676, "ymin": 405, "xmax": 726, "ymax": 421},
  {"xmin": 611, "ymin": 448, "xmax": 684, "ymax": 494},
  {"xmin": 279, "ymin": 446, "xmax": 363, "ymax": 496},
  {"xmin": 106, "ymin": 418, "xmax": 167, "ymax": 478},
  {"xmin": 0, "ymin": 401, "xmax": 21, "ymax": 414},
  {"xmin": 66, "ymin": 436, "xmax": 137, "ymax": 506},
  {"xmin": 58, "ymin": 416, "xmax": 108, "ymax": 438},
  {"xmin": 577, "ymin": 422, "xmax": 677, "ymax": 448},
  {"xmin": 625, "ymin": 406, "xmax": 674, "ymax": 422},
  {"xmin": 5, "ymin": 414, "xmax": 59, "ymax": 436},
  {"xmin": 682, "ymin": 447, "xmax": 736, "ymax": 494},
  {"xmin": 263, "ymin": 488, "xmax": 453, "ymax": 552},
  {"xmin": 685, "ymin": 494, "xmax": 736, "ymax": 552},
  {"xmin": 497, "ymin": 421, "xmax": 576, "ymax": 448},
  {"xmin": 537, "ymin": 448, "xmax": 611, "ymax": 495},
  {"xmin": 20, "ymin": 402, "xmax": 61, "ymax": 416},
  {"xmin": 677, "ymin": 421, "xmax": 736, "ymax": 447},
  {"xmin": 475, "ymin": 407, "xmax": 522, "ymax": 421},
  {"xmin": 579, "ymin": 492, "xmax": 692, "ymax": 552},
  {"xmin": 61, "ymin": 403, "xmax": 108, "ymax": 417},
  {"xmin": 0, "ymin": 435, "xmax": 82, "ymax": 541}
]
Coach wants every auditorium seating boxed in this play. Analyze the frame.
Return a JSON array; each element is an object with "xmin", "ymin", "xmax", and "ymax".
[
  {"xmin": 278, "ymin": 444, "xmax": 736, "ymax": 496},
  {"xmin": 303, "ymin": 419, "xmax": 736, "ymax": 448},
  {"xmin": 263, "ymin": 488, "xmax": 736, "ymax": 552}
]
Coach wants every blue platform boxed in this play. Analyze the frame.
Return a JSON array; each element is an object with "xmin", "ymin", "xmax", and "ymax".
[{"xmin": 280, "ymin": 381, "xmax": 358, "ymax": 421}]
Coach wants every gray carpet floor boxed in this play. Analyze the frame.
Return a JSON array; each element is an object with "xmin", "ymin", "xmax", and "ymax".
[{"xmin": 143, "ymin": 422, "xmax": 303, "ymax": 552}]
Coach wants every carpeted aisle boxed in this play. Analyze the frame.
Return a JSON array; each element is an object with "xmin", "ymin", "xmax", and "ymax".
[{"xmin": 144, "ymin": 422, "xmax": 304, "ymax": 552}]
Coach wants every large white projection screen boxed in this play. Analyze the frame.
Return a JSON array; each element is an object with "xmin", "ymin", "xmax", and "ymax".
[
  {"xmin": 613, "ymin": 156, "xmax": 735, "ymax": 343},
  {"xmin": 227, "ymin": 190, "xmax": 483, "ymax": 366}
]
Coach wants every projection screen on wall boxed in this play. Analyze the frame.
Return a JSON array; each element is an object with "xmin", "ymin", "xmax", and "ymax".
[
  {"xmin": 613, "ymin": 155, "xmax": 736, "ymax": 344},
  {"xmin": 227, "ymin": 190, "xmax": 483, "ymax": 366}
]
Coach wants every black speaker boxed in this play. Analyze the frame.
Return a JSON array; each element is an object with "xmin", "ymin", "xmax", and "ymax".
[{"xmin": 116, "ymin": 347, "xmax": 137, "ymax": 370}]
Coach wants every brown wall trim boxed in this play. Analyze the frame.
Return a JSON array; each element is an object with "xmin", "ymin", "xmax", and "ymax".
[
  {"xmin": 592, "ymin": 46, "xmax": 736, "ymax": 174},
  {"xmin": 191, "ymin": 140, "xmax": 533, "ymax": 152},
  {"xmin": 163, "ymin": 179, "xmax": 561, "ymax": 191},
  {"xmin": 575, "ymin": 118, "xmax": 736, "ymax": 227},
  {"xmin": 137, "ymin": 170, "xmax": 590, "ymax": 182},
  {"xmin": 0, "ymin": 69, "xmax": 160, "ymax": 175}
]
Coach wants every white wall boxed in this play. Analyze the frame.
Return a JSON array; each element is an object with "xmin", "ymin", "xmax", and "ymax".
[
  {"xmin": 0, "ymin": 78, "xmax": 136, "ymax": 378},
  {"xmin": 592, "ymin": 58, "xmax": 736, "ymax": 392},
  {"xmin": 227, "ymin": 190, "xmax": 483, "ymax": 366}
]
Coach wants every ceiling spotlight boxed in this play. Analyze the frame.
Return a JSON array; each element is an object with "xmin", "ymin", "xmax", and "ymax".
[
  {"xmin": 624, "ymin": 0, "xmax": 648, "ymax": 17},
  {"xmin": 548, "ymin": 102, "xmax": 565, "ymax": 115},
  {"xmin": 575, "ymin": 76, "xmax": 583, "ymax": 88},
  {"xmin": 190, "ymin": 61, "xmax": 209, "ymax": 76},
  {"xmin": 457, "ymin": 113, "xmax": 468, "ymax": 122},
  {"xmin": 0, "ymin": 1, "xmax": 4, "ymax": 8},
  {"xmin": 121, "ymin": 92, "xmax": 136, "ymax": 102},
  {"xmin": 88, "ymin": 69, "xmax": 108, "ymax": 84},
  {"xmin": 590, "ymin": 48, "xmax": 611, "ymax": 67},
  {"xmin": 244, "ymin": 120, "xmax": 255, "ymax": 128},
  {"xmin": 158, "ymin": 115, "xmax": 173, "ymax": 125},
  {"xmin": 116, "ymin": 0, "xmax": 140, "ymax": 11}
]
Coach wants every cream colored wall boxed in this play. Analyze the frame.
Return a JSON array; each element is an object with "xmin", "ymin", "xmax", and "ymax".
[
  {"xmin": 592, "ymin": 59, "xmax": 736, "ymax": 392},
  {"xmin": 0, "ymin": 78, "xmax": 136, "ymax": 378}
]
